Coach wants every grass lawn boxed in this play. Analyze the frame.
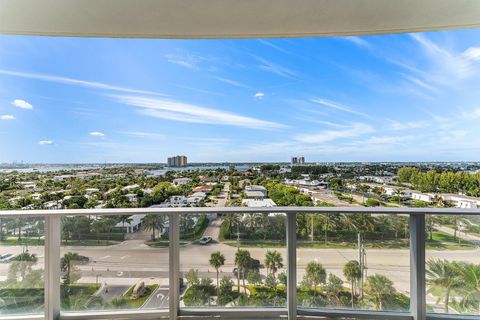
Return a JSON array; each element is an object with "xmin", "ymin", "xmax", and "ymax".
[
  {"xmin": 426, "ymin": 231, "xmax": 475, "ymax": 250},
  {"xmin": 124, "ymin": 284, "xmax": 158, "ymax": 308},
  {"xmin": 146, "ymin": 239, "xmax": 189, "ymax": 247},
  {"xmin": 0, "ymin": 237, "xmax": 118, "ymax": 246}
]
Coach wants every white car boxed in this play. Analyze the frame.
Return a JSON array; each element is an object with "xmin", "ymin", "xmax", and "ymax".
[{"xmin": 199, "ymin": 236, "xmax": 212, "ymax": 245}]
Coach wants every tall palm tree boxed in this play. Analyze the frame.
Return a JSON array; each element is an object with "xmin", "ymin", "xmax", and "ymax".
[
  {"xmin": 343, "ymin": 260, "xmax": 361, "ymax": 308},
  {"xmin": 235, "ymin": 249, "xmax": 251, "ymax": 294},
  {"xmin": 223, "ymin": 214, "xmax": 239, "ymax": 239},
  {"xmin": 364, "ymin": 274, "xmax": 397, "ymax": 310},
  {"xmin": 91, "ymin": 219, "xmax": 107, "ymax": 244},
  {"xmin": 209, "ymin": 251, "xmax": 226, "ymax": 296},
  {"xmin": 303, "ymin": 261, "xmax": 326, "ymax": 298},
  {"xmin": 119, "ymin": 215, "xmax": 133, "ymax": 229},
  {"xmin": 61, "ymin": 252, "xmax": 81, "ymax": 285},
  {"xmin": 264, "ymin": 250, "xmax": 283, "ymax": 280},
  {"xmin": 142, "ymin": 215, "xmax": 158, "ymax": 240},
  {"xmin": 426, "ymin": 259, "xmax": 463, "ymax": 313},
  {"xmin": 456, "ymin": 262, "xmax": 480, "ymax": 313},
  {"xmin": 321, "ymin": 213, "xmax": 334, "ymax": 245}
]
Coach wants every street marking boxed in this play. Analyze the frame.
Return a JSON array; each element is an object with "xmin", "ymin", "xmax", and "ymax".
[
  {"xmin": 98, "ymin": 255, "xmax": 110, "ymax": 260},
  {"xmin": 120, "ymin": 255, "xmax": 129, "ymax": 260}
]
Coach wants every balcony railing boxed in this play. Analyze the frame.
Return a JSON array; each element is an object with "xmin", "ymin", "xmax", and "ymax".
[{"xmin": 0, "ymin": 206, "xmax": 479, "ymax": 320}]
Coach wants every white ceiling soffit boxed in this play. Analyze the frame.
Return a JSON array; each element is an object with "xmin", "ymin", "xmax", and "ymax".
[{"xmin": 1, "ymin": 0, "xmax": 480, "ymax": 39}]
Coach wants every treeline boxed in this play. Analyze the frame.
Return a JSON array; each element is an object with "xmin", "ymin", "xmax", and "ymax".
[
  {"xmin": 291, "ymin": 165, "xmax": 331, "ymax": 175},
  {"xmin": 397, "ymin": 167, "xmax": 480, "ymax": 196},
  {"xmin": 265, "ymin": 181, "xmax": 313, "ymax": 206}
]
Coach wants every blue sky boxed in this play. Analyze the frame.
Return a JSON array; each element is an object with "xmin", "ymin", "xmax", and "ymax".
[{"xmin": 1, "ymin": 30, "xmax": 480, "ymax": 163}]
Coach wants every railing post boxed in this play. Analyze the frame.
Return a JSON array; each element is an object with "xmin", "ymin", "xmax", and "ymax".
[
  {"xmin": 45, "ymin": 216, "xmax": 61, "ymax": 320},
  {"xmin": 169, "ymin": 213, "xmax": 180, "ymax": 320},
  {"xmin": 286, "ymin": 212, "xmax": 297, "ymax": 320},
  {"xmin": 410, "ymin": 213, "xmax": 426, "ymax": 320}
]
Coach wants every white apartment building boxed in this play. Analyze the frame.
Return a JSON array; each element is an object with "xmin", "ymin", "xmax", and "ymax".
[
  {"xmin": 241, "ymin": 198, "xmax": 277, "ymax": 207},
  {"xmin": 411, "ymin": 192, "xmax": 435, "ymax": 203},
  {"xmin": 245, "ymin": 185, "xmax": 268, "ymax": 197},
  {"xmin": 172, "ymin": 178, "xmax": 192, "ymax": 187},
  {"xmin": 441, "ymin": 194, "xmax": 480, "ymax": 209}
]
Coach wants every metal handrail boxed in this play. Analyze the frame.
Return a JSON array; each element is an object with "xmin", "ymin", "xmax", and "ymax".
[{"xmin": 0, "ymin": 206, "xmax": 478, "ymax": 320}]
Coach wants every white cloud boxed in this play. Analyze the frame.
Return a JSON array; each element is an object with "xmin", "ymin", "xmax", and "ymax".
[
  {"xmin": 309, "ymin": 98, "xmax": 371, "ymax": 118},
  {"xmin": 257, "ymin": 40, "xmax": 291, "ymax": 54},
  {"xmin": 472, "ymin": 108, "xmax": 480, "ymax": 119},
  {"xmin": 0, "ymin": 69, "xmax": 161, "ymax": 95},
  {"xmin": 409, "ymin": 33, "xmax": 479, "ymax": 82},
  {"xmin": 388, "ymin": 120, "xmax": 428, "ymax": 131},
  {"xmin": 213, "ymin": 76, "xmax": 248, "ymax": 88},
  {"xmin": 254, "ymin": 56, "xmax": 297, "ymax": 79},
  {"xmin": 89, "ymin": 131, "xmax": 105, "ymax": 137},
  {"xmin": 118, "ymin": 131, "xmax": 166, "ymax": 140},
  {"xmin": 164, "ymin": 53, "xmax": 202, "ymax": 69},
  {"xmin": 294, "ymin": 123, "xmax": 373, "ymax": 144},
  {"xmin": 11, "ymin": 99, "xmax": 33, "ymax": 110},
  {"xmin": 115, "ymin": 95, "xmax": 287, "ymax": 130},
  {"xmin": 38, "ymin": 140, "xmax": 53, "ymax": 145},
  {"xmin": 463, "ymin": 47, "xmax": 480, "ymax": 61},
  {"xmin": 360, "ymin": 135, "xmax": 414, "ymax": 145},
  {"xmin": 254, "ymin": 92, "xmax": 265, "ymax": 99},
  {"xmin": 0, "ymin": 115, "xmax": 15, "ymax": 120},
  {"xmin": 340, "ymin": 36, "xmax": 371, "ymax": 48}
]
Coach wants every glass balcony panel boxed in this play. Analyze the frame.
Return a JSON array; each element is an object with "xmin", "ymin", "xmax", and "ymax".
[
  {"xmin": 179, "ymin": 212, "xmax": 287, "ymax": 308},
  {"xmin": 296, "ymin": 212, "xmax": 411, "ymax": 313},
  {"xmin": 425, "ymin": 214, "xmax": 480, "ymax": 316},
  {"xmin": 59, "ymin": 214, "xmax": 169, "ymax": 312},
  {"xmin": 0, "ymin": 217, "xmax": 45, "ymax": 316}
]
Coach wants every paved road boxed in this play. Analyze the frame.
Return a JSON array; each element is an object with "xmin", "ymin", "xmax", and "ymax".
[
  {"xmin": 97, "ymin": 284, "xmax": 130, "ymax": 302},
  {"xmin": 143, "ymin": 286, "xmax": 169, "ymax": 309},
  {"xmin": 213, "ymin": 182, "xmax": 230, "ymax": 207},
  {"xmin": 202, "ymin": 219, "xmax": 222, "ymax": 241}
]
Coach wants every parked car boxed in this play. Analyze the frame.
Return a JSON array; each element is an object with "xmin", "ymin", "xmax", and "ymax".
[
  {"xmin": 0, "ymin": 253, "xmax": 15, "ymax": 263},
  {"xmin": 199, "ymin": 236, "xmax": 212, "ymax": 245},
  {"xmin": 78, "ymin": 255, "xmax": 90, "ymax": 263}
]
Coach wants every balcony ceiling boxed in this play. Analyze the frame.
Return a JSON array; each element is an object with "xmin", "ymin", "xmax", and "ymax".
[{"xmin": 1, "ymin": 0, "xmax": 480, "ymax": 39}]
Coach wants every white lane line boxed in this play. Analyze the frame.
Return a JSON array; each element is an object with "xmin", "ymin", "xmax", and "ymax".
[{"xmin": 98, "ymin": 255, "xmax": 111, "ymax": 260}]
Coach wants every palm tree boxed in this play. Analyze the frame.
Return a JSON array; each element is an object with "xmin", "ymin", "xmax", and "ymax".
[
  {"xmin": 456, "ymin": 262, "xmax": 480, "ymax": 313},
  {"xmin": 426, "ymin": 259, "xmax": 463, "ymax": 313},
  {"xmin": 325, "ymin": 273, "xmax": 344, "ymax": 306},
  {"xmin": 303, "ymin": 261, "xmax": 326, "ymax": 298},
  {"xmin": 142, "ymin": 215, "xmax": 158, "ymax": 240},
  {"xmin": 343, "ymin": 260, "xmax": 361, "ymax": 308},
  {"xmin": 119, "ymin": 215, "xmax": 133, "ymax": 229},
  {"xmin": 235, "ymin": 249, "xmax": 251, "ymax": 294},
  {"xmin": 321, "ymin": 213, "xmax": 334, "ymax": 244},
  {"xmin": 61, "ymin": 252, "xmax": 81, "ymax": 285},
  {"xmin": 223, "ymin": 214, "xmax": 239, "ymax": 239},
  {"xmin": 364, "ymin": 274, "xmax": 397, "ymax": 310},
  {"xmin": 91, "ymin": 219, "xmax": 107, "ymax": 244},
  {"xmin": 10, "ymin": 252, "xmax": 38, "ymax": 281},
  {"xmin": 394, "ymin": 188, "xmax": 403, "ymax": 205},
  {"xmin": 264, "ymin": 250, "xmax": 283, "ymax": 280},
  {"xmin": 209, "ymin": 251, "xmax": 226, "ymax": 296}
]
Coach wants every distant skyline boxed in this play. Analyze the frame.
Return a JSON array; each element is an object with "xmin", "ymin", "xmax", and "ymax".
[{"xmin": 1, "ymin": 30, "xmax": 480, "ymax": 163}]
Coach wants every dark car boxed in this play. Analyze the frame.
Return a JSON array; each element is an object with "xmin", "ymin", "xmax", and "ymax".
[
  {"xmin": 232, "ymin": 258, "xmax": 261, "ymax": 278},
  {"xmin": 78, "ymin": 255, "xmax": 90, "ymax": 263}
]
